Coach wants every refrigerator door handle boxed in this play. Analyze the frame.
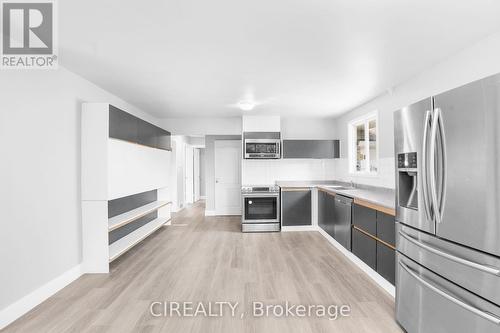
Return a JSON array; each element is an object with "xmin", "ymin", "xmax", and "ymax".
[
  {"xmin": 435, "ymin": 107, "xmax": 447, "ymax": 222},
  {"xmin": 399, "ymin": 231, "xmax": 500, "ymax": 276},
  {"xmin": 421, "ymin": 110, "xmax": 433, "ymax": 222},
  {"xmin": 429, "ymin": 109, "xmax": 440, "ymax": 223},
  {"xmin": 399, "ymin": 261, "xmax": 500, "ymax": 325}
]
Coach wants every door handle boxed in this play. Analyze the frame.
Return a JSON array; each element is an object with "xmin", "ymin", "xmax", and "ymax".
[
  {"xmin": 399, "ymin": 231, "xmax": 500, "ymax": 276},
  {"xmin": 399, "ymin": 260, "xmax": 500, "ymax": 325},
  {"xmin": 422, "ymin": 110, "xmax": 433, "ymax": 222},
  {"xmin": 429, "ymin": 108, "xmax": 441, "ymax": 224},
  {"xmin": 435, "ymin": 107, "xmax": 447, "ymax": 223}
]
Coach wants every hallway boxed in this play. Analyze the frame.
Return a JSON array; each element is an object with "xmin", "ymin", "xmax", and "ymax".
[{"xmin": 5, "ymin": 201, "xmax": 401, "ymax": 332}]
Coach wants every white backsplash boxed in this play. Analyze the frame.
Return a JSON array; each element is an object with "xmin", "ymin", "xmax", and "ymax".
[
  {"xmin": 242, "ymin": 159, "xmax": 336, "ymax": 185},
  {"xmin": 333, "ymin": 157, "xmax": 396, "ymax": 189},
  {"xmin": 241, "ymin": 157, "xmax": 395, "ymax": 188}
]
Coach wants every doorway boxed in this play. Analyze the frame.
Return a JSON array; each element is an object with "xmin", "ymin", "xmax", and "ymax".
[{"xmin": 214, "ymin": 140, "xmax": 241, "ymax": 215}]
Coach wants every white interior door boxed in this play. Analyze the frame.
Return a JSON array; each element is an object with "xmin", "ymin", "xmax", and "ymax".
[
  {"xmin": 215, "ymin": 140, "xmax": 241, "ymax": 215},
  {"xmin": 193, "ymin": 148, "xmax": 200, "ymax": 202},
  {"xmin": 185, "ymin": 145, "xmax": 194, "ymax": 204}
]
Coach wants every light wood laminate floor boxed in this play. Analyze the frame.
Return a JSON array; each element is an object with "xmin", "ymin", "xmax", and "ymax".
[{"xmin": 4, "ymin": 201, "xmax": 402, "ymax": 332}]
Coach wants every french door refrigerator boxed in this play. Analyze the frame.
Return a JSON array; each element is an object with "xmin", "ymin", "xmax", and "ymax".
[{"xmin": 394, "ymin": 73, "xmax": 500, "ymax": 333}]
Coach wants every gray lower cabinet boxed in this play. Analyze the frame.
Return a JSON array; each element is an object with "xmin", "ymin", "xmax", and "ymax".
[
  {"xmin": 376, "ymin": 211, "xmax": 395, "ymax": 246},
  {"xmin": 352, "ymin": 228, "xmax": 377, "ymax": 270},
  {"xmin": 352, "ymin": 203, "xmax": 376, "ymax": 235},
  {"xmin": 376, "ymin": 243, "xmax": 396, "ymax": 285},
  {"xmin": 281, "ymin": 189, "xmax": 312, "ymax": 226},
  {"xmin": 318, "ymin": 190, "xmax": 335, "ymax": 238},
  {"xmin": 318, "ymin": 190, "xmax": 327, "ymax": 230},
  {"xmin": 351, "ymin": 203, "xmax": 396, "ymax": 284}
]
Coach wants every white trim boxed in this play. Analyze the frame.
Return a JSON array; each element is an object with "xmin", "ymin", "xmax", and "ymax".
[
  {"xmin": 205, "ymin": 210, "xmax": 216, "ymax": 216},
  {"xmin": 317, "ymin": 227, "xmax": 395, "ymax": 297},
  {"xmin": 348, "ymin": 111, "xmax": 379, "ymax": 176},
  {"xmin": 0, "ymin": 265, "xmax": 83, "ymax": 330},
  {"xmin": 281, "ymin": 225, "xmax": 317, "ymax": 232},
  {"xmin": 199, "ymin": 196, "xmax": 207, "ymax": 200}
]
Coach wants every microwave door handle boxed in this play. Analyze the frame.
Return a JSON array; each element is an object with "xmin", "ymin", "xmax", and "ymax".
[{"xmin": 422, "ymin": 110, "xmax": 433, "ymax": 222}]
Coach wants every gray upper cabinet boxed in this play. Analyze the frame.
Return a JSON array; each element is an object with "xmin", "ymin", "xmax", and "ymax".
[
  {"xmin": 156, "ymin": 126, "xmax": 171, "ymax": 151},
  {"xmin": 109, "ymin": 105, "xmax": 138, "ymax": 142},
  {"xmin": 283, "ymin": 140, "xmax": 339, "ymax": 159},
  {"xmin": 108, "ymin": 105, "xmax": 171, "ymax": 150},
  {"xmin": 137, "ymin": 119, "xmax": 157, "ymax": 147},
  {"xmin": 281, "ymin": 189, "xmax": 312, "ymax": 226}
]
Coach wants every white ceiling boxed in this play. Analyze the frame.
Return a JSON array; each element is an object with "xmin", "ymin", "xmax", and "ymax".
[{"xmin": 60, "ymin": 0, "xmax": 500, "ymax": 118}]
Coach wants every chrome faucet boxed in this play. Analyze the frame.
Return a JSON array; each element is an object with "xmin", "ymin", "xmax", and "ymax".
[{"xmin": 350, "ymin": 180, "xmax": 355, "ymax": 188}]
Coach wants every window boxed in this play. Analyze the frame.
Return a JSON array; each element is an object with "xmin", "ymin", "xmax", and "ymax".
[{"xmin": 348, "ymin": 112, "xmax": 378, "ymax": 174}]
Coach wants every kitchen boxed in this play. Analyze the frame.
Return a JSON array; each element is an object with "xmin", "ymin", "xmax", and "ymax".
[{"xmin": 2, "ymin": 1, "xmax": 500, "ymax": 332}]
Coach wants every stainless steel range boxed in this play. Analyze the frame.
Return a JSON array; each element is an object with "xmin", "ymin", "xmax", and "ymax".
[{"xmin": 241, "ymin": 185, "xmax": 280, "ymax": 232}]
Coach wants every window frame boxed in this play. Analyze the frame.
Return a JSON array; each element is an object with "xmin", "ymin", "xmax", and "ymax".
[{"xmin": 348, "ymin": 111, "xmax": 379, "ymax": 176}]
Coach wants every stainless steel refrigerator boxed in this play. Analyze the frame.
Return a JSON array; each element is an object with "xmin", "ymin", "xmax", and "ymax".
[{"xmin": 394, "ymin": 73, "xmax": 500, "ymax": 333}]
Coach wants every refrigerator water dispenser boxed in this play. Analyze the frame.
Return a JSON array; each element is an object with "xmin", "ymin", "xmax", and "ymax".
[{"xmin": 398, "ymin": 153, "xmax": 418, "ymax": 210}]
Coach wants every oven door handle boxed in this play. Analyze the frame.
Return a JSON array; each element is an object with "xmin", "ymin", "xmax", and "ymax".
[{"xmin": 242, "ymin": 193, "xmax": 280, "ymax": 197}]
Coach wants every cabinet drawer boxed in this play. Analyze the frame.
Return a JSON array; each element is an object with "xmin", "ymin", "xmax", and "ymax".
[
  {"xmin": 352, "ymin": 228, "xmax": 376, "ymax": 270},
  {"xmin": 352, "ymin": 203, "xmax": 376, "ymax": 235},
  {"xmin": 377, "ymin": 242, "xmax": 395, "ymax": 285},
  {"xmin": 376, "ymin": 211, "xmax": 395, "ymax": 246},
  {"xmin": 397, "ymin": 254, "xmax": 500, "ymax": 333}
]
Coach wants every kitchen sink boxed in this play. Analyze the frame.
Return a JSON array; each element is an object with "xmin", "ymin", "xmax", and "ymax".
[{"xmin": 325, "ymin": 185, "xmax": 355, "ymax": 191}]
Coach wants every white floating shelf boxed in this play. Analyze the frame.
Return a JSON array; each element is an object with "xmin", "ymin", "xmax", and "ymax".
[
  {"xmin": 108, "ymin": 201, "xmax": 171, "ymax": 232},
  {"xmin": 109, "ymin": 217, "xmax": 169, "ymax": 262}
]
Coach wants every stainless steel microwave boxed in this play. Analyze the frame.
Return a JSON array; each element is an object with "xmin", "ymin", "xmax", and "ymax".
[{"xmin": 244, "ymin": 139, "xmax": 281, "ymax": 159}]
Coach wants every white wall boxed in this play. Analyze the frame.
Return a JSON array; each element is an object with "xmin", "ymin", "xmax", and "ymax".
[
  {"xmin": 199, "ymin": 149, "xmax": 206, "ymax": 197},
  {"xmin": 171, "ymin": 135, "xmax": 187, "ymax": 211},
  {"xmin": 0, "ymin": 67, "xmax": 163, "ymax": 326},
  {"xmin": 160, "ymin": 117, "xmax": 241, "ymax": 136},
  {"xmin": 242, "ymin": 159, "xmax": 336, "ymax": 185},
  {"xmin": 333, "ymin": 30, "xmax": 500, "ymax": 188},
  {"xmin": 281, "ymin": 117, "xmax": 337, "ymax": 139}
]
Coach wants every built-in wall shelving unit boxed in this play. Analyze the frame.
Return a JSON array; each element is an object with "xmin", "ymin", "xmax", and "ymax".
[{"xmin": 82, "ymin": 103, "xmax": 172, "ymax": 273}]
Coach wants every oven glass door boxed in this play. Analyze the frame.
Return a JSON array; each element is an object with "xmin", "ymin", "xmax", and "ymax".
[{"xmin": 244, "ymin": 196, "xmax": 278, "ymax": 221}]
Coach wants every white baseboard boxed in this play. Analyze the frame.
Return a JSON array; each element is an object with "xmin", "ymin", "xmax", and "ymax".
[
  {"xmin": 316, "ymin": 227, "xmax": 395, "ymax": 298},
  {"xmin": 281, "ymin": 225, "xmax": 317, "ymax": 232},
  {"xmin": 205, "ymin": 210, "xmax": 216, "ymax": 216},
  {"xmin": 199, "ymin": 196, "xmax": 206, "ymax": 200},
  {"xmin": 0, "ymin": 264, "xmax": 83, "ymax": 329}
]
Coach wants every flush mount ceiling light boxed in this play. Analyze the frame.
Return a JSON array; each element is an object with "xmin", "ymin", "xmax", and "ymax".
[
  {"xmin": 236, "ymin": 100, "xmax": 256, "ymax": 111},
  {"xmin": 228, "ymin": 87, "xmax": 273, "ymax": 111}
]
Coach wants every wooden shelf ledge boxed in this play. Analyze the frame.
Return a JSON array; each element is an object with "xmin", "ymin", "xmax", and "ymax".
[
  {"xmin": 108, "ymin": 201, "xmax": 171, "ymax": 232},
  {"xmin": 109, "ymin": 217, "xmax": 170, "ymax": 262}
]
